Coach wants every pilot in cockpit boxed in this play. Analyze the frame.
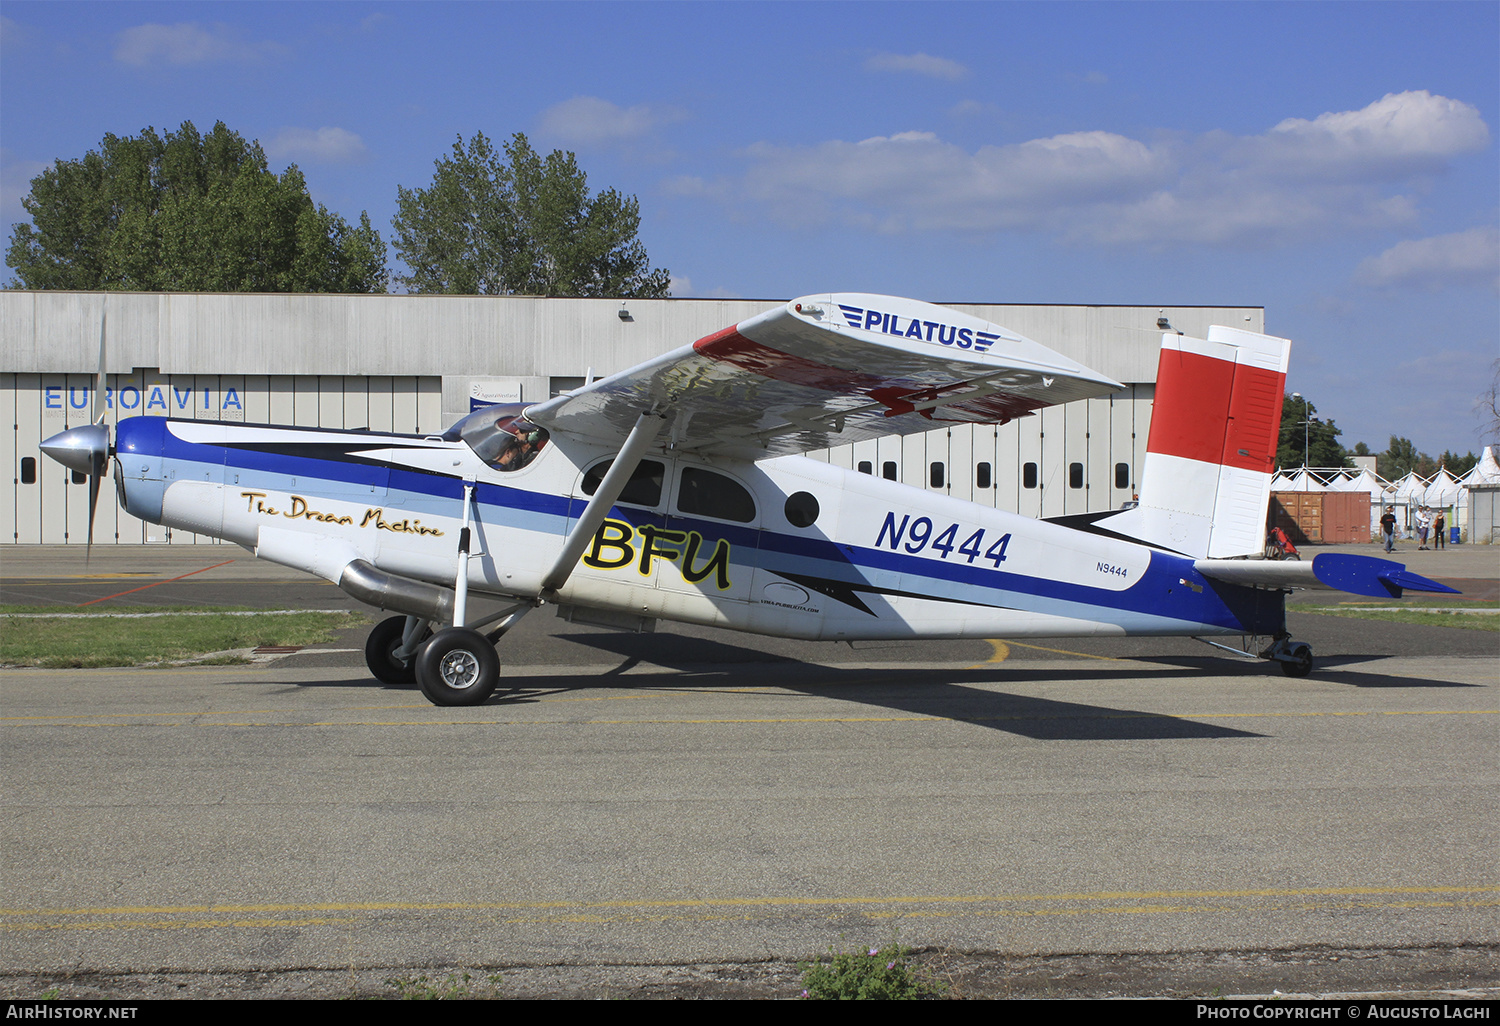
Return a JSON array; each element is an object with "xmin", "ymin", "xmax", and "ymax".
[
  {"xmin": 447, "ymin": 403, "xmax": 550, "ymax": 472},
  {"xmin": 492, "ymin": 419, "xmax": 545, "ymax": 471}
]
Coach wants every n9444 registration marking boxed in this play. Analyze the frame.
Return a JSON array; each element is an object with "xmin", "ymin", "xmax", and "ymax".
[{"xmin": 876, "ymin": 512, "xmax": 1011, "ymax": 566}]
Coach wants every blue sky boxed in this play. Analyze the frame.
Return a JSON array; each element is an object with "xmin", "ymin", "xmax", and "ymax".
[{"xmin": 3, "ymin": 1, "xmax": 1496, "ymax": 457}]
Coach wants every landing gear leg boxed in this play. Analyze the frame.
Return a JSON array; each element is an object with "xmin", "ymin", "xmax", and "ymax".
[{"xmin": 1262, "ymin": 633, "xmax": 1314, "ymax": 678}]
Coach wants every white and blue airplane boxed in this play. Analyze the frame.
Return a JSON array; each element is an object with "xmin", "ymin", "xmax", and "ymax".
[{"xmin": 40, "ymin": 293, "xmax": 1456, "ymax": 705}]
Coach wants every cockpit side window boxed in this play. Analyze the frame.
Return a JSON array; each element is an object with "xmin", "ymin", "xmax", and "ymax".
[{"xmin": 444, "ymin": 403, "xmax": 550, "ymax": 472}]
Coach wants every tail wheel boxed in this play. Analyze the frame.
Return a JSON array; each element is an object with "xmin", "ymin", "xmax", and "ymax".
[
  {"xmin": 1280, "ymin": 642, "xmax": 1313, "ymax": 677},
  {"xmin": 415, "ymin": 627, "xmax": 500, "ymax": 706},
  {"xmin": 364, "ymin": 615, "xmax": 426, "ymax": 685}
]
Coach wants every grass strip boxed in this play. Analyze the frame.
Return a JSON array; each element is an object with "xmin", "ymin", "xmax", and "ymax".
[
  {"xmin": 0, "ymin": 610, "xmax": 369, "ymax": 668},
  {"xmin": 1300, "ymin": 607, "xmax": 1500, "ymax": 632}
]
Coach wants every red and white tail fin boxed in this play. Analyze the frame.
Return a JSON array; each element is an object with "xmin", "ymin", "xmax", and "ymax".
[{"xmin": 1107, "ymin": 326, "xmax": 1289, "ymax": 559}]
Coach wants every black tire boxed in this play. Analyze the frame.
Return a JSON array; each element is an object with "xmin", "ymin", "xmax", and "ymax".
[
  {"xmin": 364, "ymin": 615, "xmax": 425, "ymax": 685},
  {"xmin": 1280, "ymin": 642, "xmax": 1313, "ymax": 678},
  {"xmin": 415, "ymin": 627, "xmax": 500, "ymax": 706}
]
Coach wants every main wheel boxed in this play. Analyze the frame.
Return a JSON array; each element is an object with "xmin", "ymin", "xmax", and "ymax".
[
  {"xmin": 415, "ymin": 627, "xmax": 500, "ymax": 706},
  {"xmin": 1279, "ymin": 641, "xmax": 1313, "ymax": 677},
  {"xmin": 364, "ymin": 615, "xmax": 426, "ymax": 685}
]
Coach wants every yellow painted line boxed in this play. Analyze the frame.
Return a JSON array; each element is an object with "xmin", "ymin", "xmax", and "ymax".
[
  {"xmin": 4, "ymin": 917, "xmax": 360, "ymax": 932},
  {"xmin": 998, "ymin": 640, "xmax": 1132, "ymax": 661},
  {"xmin": 6, "ymin": 708, "xmax": 1494, "ymax": 729},
  {"xmin": 966, "ymin": 639, "xmax": 1009, "ymax": 669},
  {"xmin": 5, "ymin": 705, "xmax": 1494, "ymax": 729},
  {"xmin": 7, "ymin": 890, "xmax": 1497, "ymax": 932},
  {"xmin": 7, "ymin": 885, "xmax": 1495, "ymax": 919}
]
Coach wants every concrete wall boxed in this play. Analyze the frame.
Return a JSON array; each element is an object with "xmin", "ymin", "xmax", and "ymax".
[{"xmin": 1, "ymin": 290, "xmax": 1265, "ymax": 544}]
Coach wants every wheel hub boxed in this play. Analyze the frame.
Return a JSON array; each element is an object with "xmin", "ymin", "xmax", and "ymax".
[{"xmin": 438, "ymin": 650, "xmax": 480, "ymax": 690}]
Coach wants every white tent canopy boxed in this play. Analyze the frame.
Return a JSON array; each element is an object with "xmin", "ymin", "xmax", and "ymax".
[
  {"xmin": 1423, "ymin": 468, "xmax": 1464, "ymax": 508},
  {"xmin": 1462, "ymin": 445, "xmax": 1500, "ymax": 486}
]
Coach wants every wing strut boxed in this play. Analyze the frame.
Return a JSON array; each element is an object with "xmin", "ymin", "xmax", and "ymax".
[{"xmin": 539, "ymin": 410, "xmax": 668, "ymax": 600}]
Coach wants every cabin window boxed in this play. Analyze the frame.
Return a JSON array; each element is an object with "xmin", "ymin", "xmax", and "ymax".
[
  {"xmin": 976, "ymin": 462, "xmax": 992, "ymax": 490},
  {"xmin": 677, "ymin": 466, "xmax": 756, "ymax": 523},
  {"xmin": 784, "ymin": 491, "xmax": 819, "ymax": 528},
  {"xmin": 929, "ymin": 462, "xmax": 945, "ymax": 488},
  {"xmin": 1115, "ymin": 462, "xmax": 1130, "ymax": 489},
  {"xmin": 583, "ymin": 459, "xmax": 666, "ymax": 507},
  {"xmin": 882, "ymin": 461, "xmax": 898, "ymax": 481},
  {"xmin": 1069, "ymin": 462, "xmax": 1084, "ymax": 489},
  {"xmin": 857, "ymin": 461, "xmax": 873, "ymax": 475},
  {"xmin": 1023, "ymin": 462, "xmax": 1038, "ymax": 489},
  {"xmin": 444, "ymin": 403, "xmax": 549, "ymax": 472},
  {"xmin": 20, "ymin": 457, "xmax": 36, "ymax": 485}
]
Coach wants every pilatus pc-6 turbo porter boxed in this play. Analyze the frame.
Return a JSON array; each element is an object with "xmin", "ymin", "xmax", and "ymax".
[{"xmin": 41, "ymin": 293, "xmax": 1456, "ymax": 705}]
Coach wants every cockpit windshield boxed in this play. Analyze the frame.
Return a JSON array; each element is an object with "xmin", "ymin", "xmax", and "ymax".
[{"xmin": 443, "ymin": 403, "xmax": 550, "ymax": 472}]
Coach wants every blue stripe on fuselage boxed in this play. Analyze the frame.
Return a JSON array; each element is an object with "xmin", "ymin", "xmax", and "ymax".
[{"xmin": 149, "ymin": 418, "xmax": 1261, "ymax": 633}]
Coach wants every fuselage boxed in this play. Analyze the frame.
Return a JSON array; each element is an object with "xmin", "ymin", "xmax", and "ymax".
[{"xmin": 114, "ymin": 415, "xmax": 1284, "ymax": 642}]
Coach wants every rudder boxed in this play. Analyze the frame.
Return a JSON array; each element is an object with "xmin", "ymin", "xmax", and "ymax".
[{"xmin": 1105, "ymin": 326, "xmax": 1289, "ymax": 558}]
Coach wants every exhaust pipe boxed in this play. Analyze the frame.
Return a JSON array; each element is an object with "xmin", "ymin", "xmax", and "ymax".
[
  {"xmin": 338, "ymin": 559, "xmax": 456, "ymax": 624},
  {"xmin": 255, "ymin": 525, "xmax": 456, "ymax": 623}
]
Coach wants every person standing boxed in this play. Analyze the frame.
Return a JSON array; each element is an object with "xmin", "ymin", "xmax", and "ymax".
[
  {"xmin": 1416, "ymin": 505, "xmax": 1432, "ymax": 549},
  {"xmin": 1381, "ymin": 506, "xmax": 1398, "ymax": 553},
  {"xmin": 1433, "ymin": 508, "xmax": 1447, "ymax": 550}
]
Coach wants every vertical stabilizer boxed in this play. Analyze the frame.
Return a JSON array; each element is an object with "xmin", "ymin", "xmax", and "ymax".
[{"xmin": 1104, "ymin": 326, "xmax": 1289, "ymax": 558}]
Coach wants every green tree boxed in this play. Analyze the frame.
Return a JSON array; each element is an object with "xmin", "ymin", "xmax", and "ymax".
[
  {"xmin": 1437, "ymin": 450, "xmax": 1478, "ymax": 477},
  {"xmin": 6, "ymin": 121, "xmax": 387, "ymax": 293},
  {"xmin": 1277, "ymin": 393, "xmax": 1349, "ymax": 469},
  {"xmin": 1379, "ymin": 436, "xmax": 1428, "ymax": 479},
  {"xmin": 392, "ymin": 131, "xmax": 670, "ymax": 298}
]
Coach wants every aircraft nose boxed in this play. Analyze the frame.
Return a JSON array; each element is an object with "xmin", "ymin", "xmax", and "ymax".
[{"xmin": 39, "ymin": 423, "xmax": 109, "ymax": 476}]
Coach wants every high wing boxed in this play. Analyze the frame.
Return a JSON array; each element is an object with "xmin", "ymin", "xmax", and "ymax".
[{"xmin": 524, "ymin": 293, "xmax": 1122, "ymax": 458}]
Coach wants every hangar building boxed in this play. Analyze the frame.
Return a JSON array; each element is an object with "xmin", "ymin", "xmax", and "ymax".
[{"xmin": 0, "ymin": 290, "xmax": 1264, "ymax": 546}]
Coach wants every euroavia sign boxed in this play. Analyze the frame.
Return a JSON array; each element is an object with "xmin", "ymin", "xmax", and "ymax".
[
  {"xmin": 43, "ymin": 383, "xmax": 243, "ymax": 413},
  {"xmin": 837, "ymin": 302, "xmax": 1004, "ymax": 354}
]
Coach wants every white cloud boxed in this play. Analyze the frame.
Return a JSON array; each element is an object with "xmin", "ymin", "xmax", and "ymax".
[
  {"xmin": 537, "ymin": 96, "xmax": 685, "ymax": 148},
  {"xmin": 267, "ymin": 127, "xmax": 369, "ymax": 164},
  {"xmin": 1265, "ymin": 91, "xmax": 1489, "ymax": 178},
  {"xmin": 668, "ymin": 275, "xmax": 692, "ymax": 296},
  {"xmin": 114, "ymin": 22, "xmax": 287, "ymax": 66},
  {"xmin": 865, "ymin": 52, "xmax": 969, "ymax": 81},
  {"xmin": 1355, "ymin": 227, "xmax": 1500, "ymax": 292},
  {"xmin": 712, "ymin": 91, "xmax": 1490, "ymax": 247}
]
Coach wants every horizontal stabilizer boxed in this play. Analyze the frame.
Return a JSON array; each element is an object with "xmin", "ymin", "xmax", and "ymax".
[
  {"xmin": 1312, "ymin": 553, "xmax": 1460, "ymax": 598},
  {"xmin": 1194, "ymin": 552, "xmax": 1460, "ymax": 598}
]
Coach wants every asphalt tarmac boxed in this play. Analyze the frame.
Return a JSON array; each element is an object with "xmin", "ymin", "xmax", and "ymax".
[{"xmin": 2, "ymin": 542, "xmax": 1496, "ymax": 998}]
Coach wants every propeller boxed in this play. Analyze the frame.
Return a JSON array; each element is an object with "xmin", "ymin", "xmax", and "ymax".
[{"xmin": 38, "ymin": 314, "xmax": 110, "ymax": 560}]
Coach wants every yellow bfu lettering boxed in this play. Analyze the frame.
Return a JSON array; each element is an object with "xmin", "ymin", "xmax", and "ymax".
[
  {"xmin": 583, "ymin": 519, "xmax": 635, "ymax": 570},
  {"xmin": 682, "ymin": 532, "xmax": 732, "ymax": 590},
  {"xmin": 637, "ymin": 525, "xmax": 686, "ymax": 576},
  {"xmin": 580, "ymin": 518, "xmax": 733, "ymax": 589}
]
